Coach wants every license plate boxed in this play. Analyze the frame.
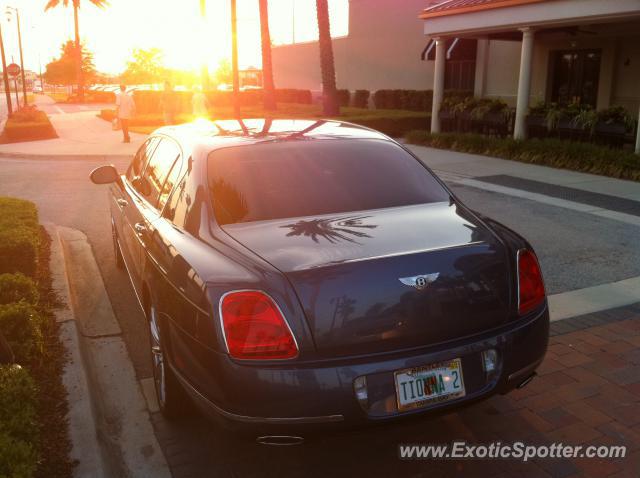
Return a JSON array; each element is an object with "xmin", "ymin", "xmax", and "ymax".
[{"xmin": 394, "ymin": 358, "xmax": 465, "ymax": 411}]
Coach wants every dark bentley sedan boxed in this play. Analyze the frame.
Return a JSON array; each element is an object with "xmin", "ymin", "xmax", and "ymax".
[{"xmin": 90, "ymin": 119, "xmax": 548, "ymax": 442}]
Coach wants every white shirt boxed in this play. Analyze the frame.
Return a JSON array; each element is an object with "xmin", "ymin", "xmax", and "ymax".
[{"xmin": 116, "ymin": 92, "xmax": 136, "ymax": 119}]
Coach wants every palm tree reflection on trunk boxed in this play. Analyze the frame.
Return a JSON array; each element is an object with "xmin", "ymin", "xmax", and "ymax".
[{"xmin": 280, "ymin": 215, "xmax": 377, "ymax": 244}]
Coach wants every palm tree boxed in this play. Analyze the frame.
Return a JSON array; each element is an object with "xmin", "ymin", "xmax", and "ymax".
[
  {"xmin": 230, "ymin": 0, "xmax": 240, "ymax": 117},
  {"xmin": 199, "ymin": 0, "xmax": 210, "ymax": 89},
  {"xmin": 258, "ymin": 0, "xmax": 276, "ymax": 111},
  {"xmin": 44, "ymin": 0, "xmax": 108, "ymax": 100},
  {"xmin": 315, "ymin": 0, "xmax": 339, "ymax": 115}
]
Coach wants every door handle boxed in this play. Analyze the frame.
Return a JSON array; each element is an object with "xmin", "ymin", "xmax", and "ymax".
[
  {"xmin": 116, "ymin": 198, "xmax": 128, "ymax": 208},
  {"xmin": 134, "ymin": 222, "xmax": 147, "ymax": 234}
]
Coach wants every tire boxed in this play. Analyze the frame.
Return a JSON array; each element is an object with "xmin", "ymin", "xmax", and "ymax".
[
  {"xmin": 111, "ymin": 221, "xmax": 125, "ymax": 270},
  {"xmin": 148, "ymin": 301, "xmax": 188, "ymax": 420}
]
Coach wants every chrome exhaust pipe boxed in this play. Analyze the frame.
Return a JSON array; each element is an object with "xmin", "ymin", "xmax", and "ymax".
[
  {"xmin": 256, "ymin": 435, "xmax": 305, "ymax": 446},
  {"xmin": 517, "ymin": 372, "xmax": 536, "ymax": 389}
]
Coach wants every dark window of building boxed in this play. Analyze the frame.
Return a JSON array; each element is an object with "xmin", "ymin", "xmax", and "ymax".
[
  {"xmin": 550, "ymin": 49, "xmax": 601, "ymax": 107},
  {"xmin": 424, "ymin": 38, "xmax": 477, "ymax": 92}
]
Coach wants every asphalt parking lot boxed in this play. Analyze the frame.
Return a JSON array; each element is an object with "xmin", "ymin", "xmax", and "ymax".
[{"xmin": 0, "ymin": 152, "xmax": 638, "ymax": 477}]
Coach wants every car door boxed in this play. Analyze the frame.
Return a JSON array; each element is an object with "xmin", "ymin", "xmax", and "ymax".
[
  {"xmin": 116, "ymin": 137, "xmax": 159, "ymax": 283},
  {"xmin": 121, "ymin": 137, "xmax": 181, "ymax": 297}
]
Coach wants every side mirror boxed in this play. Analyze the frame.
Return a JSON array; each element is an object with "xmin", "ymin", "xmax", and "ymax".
[{"xmin": 90, "ymin": 165, "xmax": 120, "ymax": 185}]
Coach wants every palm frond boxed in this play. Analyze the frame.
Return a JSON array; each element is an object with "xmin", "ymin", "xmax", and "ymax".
[
  {"xmin": 45, "ymin": 0, "xmax": 68, "ymax": 10},
  {"xmin": 88, "ymin": 0, "xmax": 109, "ymax": 7},
  {"xmin": 45, "ymin": 0, "xmax": 108, "ymax": 9}
]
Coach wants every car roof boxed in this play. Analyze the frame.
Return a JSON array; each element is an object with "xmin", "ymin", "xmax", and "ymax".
[{"xmin": 151, "ymin": 118, "xmax": 393, "ymax": 160}]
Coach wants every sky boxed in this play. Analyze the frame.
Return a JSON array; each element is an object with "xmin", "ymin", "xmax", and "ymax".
[{"xmin": 0, "ymin": 0, "xmax": 349, "ymax": 75}]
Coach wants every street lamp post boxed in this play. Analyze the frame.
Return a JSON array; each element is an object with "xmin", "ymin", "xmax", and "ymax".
[
  {"xmin": 0, "ymin": 20, "xmax": 12, "ymax": 115},
  {"xmin": 6, "ymin": 6, "xmax": 27, "ymax": 106}
]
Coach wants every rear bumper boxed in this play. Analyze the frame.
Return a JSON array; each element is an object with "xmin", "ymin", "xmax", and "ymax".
[{"xmin": 173, "ymin": 305, "xmax": 549, "ymax": 436}]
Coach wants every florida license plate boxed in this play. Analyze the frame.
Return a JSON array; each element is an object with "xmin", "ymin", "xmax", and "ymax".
[{"xmin": 394, "ymin": 358, "xmax": 465, "ymax": 411}]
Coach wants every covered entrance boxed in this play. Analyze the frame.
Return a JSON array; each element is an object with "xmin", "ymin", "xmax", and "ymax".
[{"xmin": 420, "ymin": 0, "xmax": 640, "ymax": 153}]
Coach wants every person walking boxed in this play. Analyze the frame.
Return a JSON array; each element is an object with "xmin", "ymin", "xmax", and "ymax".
[
  {"xmin": 115, "ymin": 84, "xmax": 135, "ymax": 143},
  {"xmin": 161, "ymin": 81, "xmax": 177, "ymax": 125},
  {"xmin": 191, "ymin": 85, "xmax": 209, "ymax": 118}
]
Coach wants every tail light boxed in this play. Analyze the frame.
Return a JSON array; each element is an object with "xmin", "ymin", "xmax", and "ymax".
[
  {"xmin": 517, "ymin": 249, "xmax": 546, "ymax": 315},
  {"xmin": 220, "ymin": 291, "xmax": 298, "ymax": 360}
]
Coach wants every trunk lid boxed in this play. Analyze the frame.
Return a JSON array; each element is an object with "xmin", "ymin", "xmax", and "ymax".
[{"xmin": 222, "ymin": 202, "xmax": 513, "ymax": 357}]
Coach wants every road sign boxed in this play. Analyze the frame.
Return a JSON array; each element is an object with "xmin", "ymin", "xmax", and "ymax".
[{"xmin": 6, "ymin": 63, "xmax": 20, "ymax": 77}]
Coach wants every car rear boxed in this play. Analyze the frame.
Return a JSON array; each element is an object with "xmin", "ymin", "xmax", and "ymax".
[{"xmin": 194, "ymin": 133, "xmax": 548, "ymax": 435}]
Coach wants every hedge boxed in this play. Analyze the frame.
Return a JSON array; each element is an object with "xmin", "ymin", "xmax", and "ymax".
[
  {"xmin": 405, "ymin": 131, "xmax": 640, "ymax": 181},
  {"xmin": 337, "ymin": 89, "xmax": 350, "ymax": 107},
  {"xmin": 0, "ymin": 365, "xmax": 38, "ymax": 478},
  {"xmin": 132, "ymin": 88, "xmax": 312, "ymax": 115},
  {"xmin": 99, "ymin": 107, "xmax": 430, "ymax": 138},
  {"xmin": 0, "ymin": 303, "xmax": 45, "ymax": 364},
  {"xmin": 0, "ymin": 108, "xmax": 57, "ymax": 144},
  {"xmin": 373, "ymin": 89, "xmax": 473, "ymax": 112},
  {"xmin": 350, "ymin": 115, "xmax": 430, "ymax": 138},
  {"xmin": 0, "ymin": 198, "xmax": 40, "ymax": 277},
  {"xmin": 353, "ymin": 90, "xmax": 370, "ymax": 109},
  {"xmin": 65, "ymin": 90, "xmax": 116, "ymax": 104},
  {"xmin": 0, "ymin": 274, "xmax": 38, "ymax": 306}
]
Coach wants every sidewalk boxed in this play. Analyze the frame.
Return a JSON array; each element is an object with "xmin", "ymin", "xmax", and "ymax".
[
  {"xmin": 0, "ymin": 96, "xmax": 145, "ymax": 159},
  {"xmin": 406, "ymin": 145, "xmax": 640, "ymax": 201}
]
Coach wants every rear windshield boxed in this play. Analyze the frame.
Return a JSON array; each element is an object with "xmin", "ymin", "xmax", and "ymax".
[{"xmin": 208, "ymin": 139, "xmax": 449, "ymax": 225}]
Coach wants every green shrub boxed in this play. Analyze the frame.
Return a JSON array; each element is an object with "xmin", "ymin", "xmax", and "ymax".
[
  {"xmin": 130, "ymin": 88, "xmax": 313, "ymax": 115},
  {"xmin": 0, "ymin": 434, "xmax": 37, "ymax": 478},
  {"xmin": 337, "ymin": 89, "xmax": 350, "ymax": 107},
  {"xmin": 0, "ymin": 274, "xmax": 38, "ymax": 306},
  {"xmin": 0, "ymin": 198, "xmax": 39, "ymax": 277},
  {"xmin": 372, "ymin": 89, "xmax": 473, "ymax": 112},
  {"xmin": 405, "ymin": 131, "xmax": 640, "ymax": 181},
  {"xmin": 353, "ymin": 90, "xmax": 370, "ymax": 109},
  {"xmin": 0, "ymin": 304, "xmax": 44, "ymax": 364},
  {"xmin": 351, "ymin": 115, "xmax": 429, "ymax": 137},
  {"xmin": 372, "ymin": 89, "xmax": 387, "ymax": 109},
  {"xmin": 275, "ymin": 88, "xmax": 312, "ymax": 104},
  {"xmin": 0, "ymin": 365, "xmax": 38, "ymax": 440},
  {"xmin": 0, "ymin": 365, "xmax": 38, "ymax": 478}
]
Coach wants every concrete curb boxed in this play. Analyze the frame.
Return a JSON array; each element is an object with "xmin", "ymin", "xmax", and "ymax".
[
  {"xmin": 0, "ymin": 152, "xmax": 132, "ymax": 162},
  {"xmin": 46, "ymin": 223, "xmax": 171, "ymax": 478}
]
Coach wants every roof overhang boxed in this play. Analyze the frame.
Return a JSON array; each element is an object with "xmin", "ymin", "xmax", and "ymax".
[
  {"xmin": 420, "ymin": 0, "xmax": 547, "ymax": 19},
  {"xmin": 421, "ymin": 0, "xmax": 640, "ymax": 37}
]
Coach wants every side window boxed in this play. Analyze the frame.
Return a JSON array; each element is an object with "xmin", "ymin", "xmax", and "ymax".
[
  {"xmin": 157, "ymin": 155, "xmax": 183, "ymax": 211},
  {"xmin": 139, "ymin": 138, "xmax": 181, "ymax": 208},
  {"xmin": 164, "ymin": 161, "xmax": 190, "ymax": 226},
  {"xmin": 126, "ymin": 138, "xmax": 158, "ymax": 182}
]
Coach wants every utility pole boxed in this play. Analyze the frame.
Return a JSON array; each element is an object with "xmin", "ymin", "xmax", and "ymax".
[
  {"xmin": 6, "ymin": 7, "xmax": 27, "ymax": 105},
  {"xmin": 15, "ymin": 8, "xmax": 26, "ymax": 105},
  {"xmin": 230, "ymin": 0, "xmax": 240, "ymax": 117},
  {"xmin": 0, "ymin": 20, "xmax": 12, "ymax": 115}
]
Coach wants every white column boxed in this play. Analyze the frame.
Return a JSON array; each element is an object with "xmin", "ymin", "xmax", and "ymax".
[
  {"xmin": 635, "ymin": 105, "xmax": 640, "ymax": 154},
  {"xmin": 431, "ymin": 38, "xmax": 446, "ymax": 134},
  {"xmin": 514, "ymin": 27, "xmax": 535, "ymax": 140},
  {"xmin": 474, "ymin": 37, "xmax": 489, "ymax": 98}
]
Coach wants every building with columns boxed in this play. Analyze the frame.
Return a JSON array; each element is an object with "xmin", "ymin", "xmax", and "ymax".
[
  {"xmin": 422, "ymin": 0, "xmax": 640, "ymax": 148},
  {"xmin": 271, "ymin": 0, "xmax": 640, "ymax": 150}
]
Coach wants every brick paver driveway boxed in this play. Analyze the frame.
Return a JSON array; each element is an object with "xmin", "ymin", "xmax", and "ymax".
[{"xmin": 153, "ymin": 304, "xmax": 640, "ymax": 478}]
